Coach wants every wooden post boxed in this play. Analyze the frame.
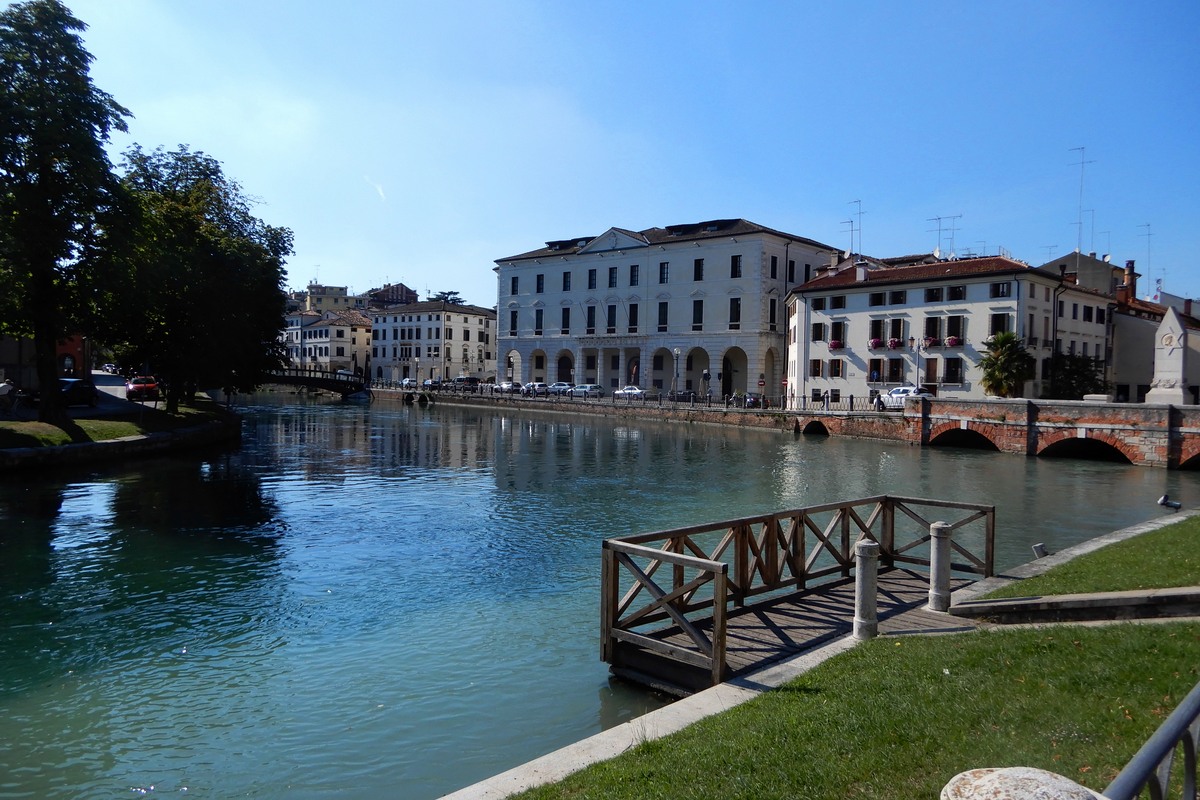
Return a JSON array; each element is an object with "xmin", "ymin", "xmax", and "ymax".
[
  {"xmin": 710, "ymin": 568, "xmax": 728, "ymax": 686},
  {"xmin": 928, "ymin": 521, "xmax": 953, "ymax": 612},
  {"xmin": 853, "ymin": 538, "xmax": 880, "ymax": 640},
  {"xmin": 600, "ymin": 543, "xmax": 616, "ymax": 662}
]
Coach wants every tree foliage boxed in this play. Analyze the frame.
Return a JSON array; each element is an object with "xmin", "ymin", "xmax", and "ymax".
[
  {"xmin": 1042, "ymin": 352, "xmax": 1108, "ymax": 400},
  {"xmin": 0, "ymin": 0, "xmax": 130, "ymax": 421},
  {"xmin": 979, "ymin": 331, "xmax": 1036, "ymax": 398},
  {"xmin": 112, "ymin": 145, "xmax": 292, "ymax": 412},
  {"xmin": 429, "ymin": 290, "xmax": 463, "ymax": 305}
]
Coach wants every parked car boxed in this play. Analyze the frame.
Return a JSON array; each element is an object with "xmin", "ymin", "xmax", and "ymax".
[
  {"xmin": 613, "ymin": 385, "xmax": 647, "ymax": 400},
  {"xmin": 523, "ymin": 382, "xmax": 549, "ymax": 397},
  {"xmin": 399, "ymin": 378, "xmax": 419, "ymax": 389},
  {"xmin": 125, "ymin": 375, "xmax": 159, "ymax": 401},
  {"xmin": 548, "ymin": 381, "xmax": 574, "ymax": 395},
  {"xmin": 423, "ymin": 378, "xmax": 443, "ymax": 389},
  {"xmin": 55, "ymin": 378, "xmax": 99, "ymax": 407},
  {"xmin": 666, "ymin": 389, "xmax": 696, "ymax": 402},
  {"xmin": 494, "ymin": 381, "xmax": 519, "ymax": 394},
  {"xmin": 878, "ymin": 385, "xmax": 934, "ymax": 410},
  {"xmin": 451, "ymin": 376, "xmax": 481, "ymax": 392},
  {"xmin": 568, "ymin": 383, "xmax": 604, "ymax": 398}
]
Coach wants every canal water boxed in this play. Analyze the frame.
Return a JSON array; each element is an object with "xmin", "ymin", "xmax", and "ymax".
[{"xmin": 2, "ymin": 396, "xmax": 1196, "ymax": 799}]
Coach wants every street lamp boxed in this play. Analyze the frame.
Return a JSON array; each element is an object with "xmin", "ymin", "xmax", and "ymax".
[
  {"xmin": 673, "ymin": 347, "xmax": 680, "ymax": 396},
  {"xmin": 909, "ymin": 336, "xmax": 923, "ymax": 387},
  {"xmin": 415, "ymin": 356, "xmax": 420, "ymax": 386}
]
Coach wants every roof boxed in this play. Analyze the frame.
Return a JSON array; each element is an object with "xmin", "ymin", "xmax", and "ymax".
[
  {"xmin": 496, "ymin": 218, "xmax": 839, "ymax": 262},
  {"xmin": 373, "ymin": 300, "xmax": 496, "ymax": 318},
  {"xmin": 793, "ymin": 255, "xmax": 1053, "ymax": 292}
]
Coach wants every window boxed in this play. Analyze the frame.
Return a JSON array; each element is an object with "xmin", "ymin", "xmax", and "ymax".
[
  {"xmin": 809, "ymin": 359, "xmax": 823, "ymax": 378},
  {"xmin": 730, "ymin": 254, "xmax": 742, "ymax": 278},
  {"xmin": 869, "ymin": 319, "xmax": 885, "ymax": 341},
  {"xmin": 588, "ymin": 269, "xmax": 597, "ymax": 290},
  {"xmin": 608, "ymin": 266, "xmax": 617, "ymax": 288},
  {"xmin": 889, "ymin": 318, "xmax": 904, "ymax": 341},
  {"xmin": 1083, "ymin": 305, "xmax": 1093, "ymax": 322},
  {"xmin": 887, "ymin": 358, "xmax": 905, "ymax": 383},
  {"xmin": 829, "ymin": 359, "xmax": 844, "ymax": 378},
  {"xmin": 1072, "ymin": 302, "xmax": 1079, "ymax": 320},
  {"xmin": 868, "ymin": 358, "xmax": 884, "ymax": 382},
  {"xmin": 830, "ymin": 295, "xmax": 846, "ymax": 309},
  {"xmin": 831, "ymin": 320, "xmax": 846, "ymax": 342},
  {"xmin": 658, "ymin": 301, "xmax": 668, "ymax": 332},
  {"xmin": 606, "ymin": 304, "xmax": 616, "ymax": 334},
  {"xmin": 948, "ymin": 285, "xmax": 966, "ymax": 301},
  {"xmin": 1082, "ymin": 341, "xmax": 1089, "ymax": 357},
  {"xmin": 812, "ymin": 297, "xmax": 826, "ymax": 311},
  {"xmin": 946, "ymin": 315, "xmax": 964, "ymax": 338},
  {"xmin": 769, "ymin": 298, "xmax": 777, "ymax": 330},
  {"xmin": 628, "ymin": 303, "xmax": 638, "ymax": 333},
  {"xmin": 889, "ymin": 290, "xmax": 907, "ymax": 305},
  {"xmin": 1097, "ymin": 308, "xmax": 1106, "ymax": 324},
  {"xmin": 770, "ymin": 255, "xmax": 778, "ymax": 279},
  {"xmin": 869, "ymin": 292, "xmax": 885, "ymax": 307},
  {"xmin": 336, "ymin": 346, "xmax": 344, "ymax": 356},
  {"xmin": 534, "ymin": 309, "xmax": 543, "ymax": 335},
  {"xmin": 924, "ymin": 358, "xmax": 938, "ymax": 384},
  {"xmin": 990, "ymin": 313, "xmax": 1010, "ymax": 335},
  {"xmin": 536, "ymin": 274, "xmax": 544, "ymax": 294},
  {"xmin": 562, "ymin": 271, "xmax": 571, "ymax": 292},
  {"xmin": 944, "ymin": 357, "xmax": 963, "ymax": 384},
  {"xmin": 694, "ymin": 258, "xmax": 704, "ymax": 281},
  {"xmin": 811, "ymin": 322, "xmax": 826, "ymax": 342},
  {"xmin": 560, "ymin": 307, "xmax": 570, "ymax": 334},
  {"xmin": 658, "ymin": 262, "xmax": 669, "ymax": 284},
  {"xmin": 925, "ymin": 287, "xmax": 944, "ymax": 302},
  {"xmin": 924, "ymin": 316, "xmax": 940, "ymax": 340},
  {"xmin": 1058, "ymin": 300, "xmax": 1065, "ymax": 317},
  {"xmin": 510, "ymin": 276, "xmax": 518, "ymax": 295},
  {"xmin": 692, "ymin": 300, "xmax": 704, "ymax": 331},
  {"xmin": 508, "ymin": 309, "xmax": 517, "ymax": 336},
  {"xmin": 629, "ymin": 264, "xmax": 639, "ymax": 286},
  {"xmin": 788, "ymin": 260, "xmax": 796, "ymax": 283},
  {"xmin": 586, "ymin": 305, "xmax": 596, "ymax": 334},
  {"xmin": 728, "ymin": 298, "xmax": 741, "ymax": 330},
  {"xmin": 990, "ymin": 282, "xmax": 1011, "ymax": 298}
]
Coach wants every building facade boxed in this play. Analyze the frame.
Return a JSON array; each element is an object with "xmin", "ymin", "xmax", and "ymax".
[
  {"xmin": 494, "ymin": 219, "xmax": 837, "ymax": 397},
  {"xmin": 786, "ymin": 255, "xmax": 1110, "ymax": 404},
  {"xmin": 370, "ymin": 301, "xmax": 497, "ymax": 384},
  {"xmin": 294, "ymin": 309, "xmax": 372, "ymax": 374}
]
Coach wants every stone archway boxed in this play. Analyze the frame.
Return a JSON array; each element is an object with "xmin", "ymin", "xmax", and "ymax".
[
  {"xmin": 721, "ymin": 347, "xmax": 749, "ymax": 397},
  {"xmin": 555, "ymin": 352, "xmax": 575, "ymax": 383},
  {"xmin": 504, "ymin": 350, "xmax": 522, "ymax": 384}
]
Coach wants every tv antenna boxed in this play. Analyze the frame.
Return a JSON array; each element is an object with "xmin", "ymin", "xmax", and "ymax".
[
  {"xmin": 1069, "ymin": 147, "xmax": 1095, "ymax": 267},
  {"xmin": 841, "ymin": 218, "xmax": 857, "ymax": 259},
  {"xmin": 927, "ymin": 214, "xmax": 962, "ymax": 258},
  {"xmin": 848, "ymin": 199, "xmax": 864, "ymax": 257},
  {"xmin": 1043, "ymin": 245, "xmax": 1058, "ymax": 261}
]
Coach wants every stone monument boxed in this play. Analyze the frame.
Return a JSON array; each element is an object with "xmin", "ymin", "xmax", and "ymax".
[{"xmin": 1145, "ymin": 306, "xmax": 1189, "ymax": 404}]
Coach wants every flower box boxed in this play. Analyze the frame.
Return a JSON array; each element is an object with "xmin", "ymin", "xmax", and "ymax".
[
  {"xmin": 924, "ymin": 337, "xmax": 941, "ymax": 348},
  {"xmin": 828, "ymin": 340, "xmax": 843, "ymax": 350},
  {"xmin": 944, "ymin": 336, "xmax": 961, "ymax": 347},
  {"xmin": 887, "ymin": 338, "xmax": 902, "ymax": 350},
  {"xmin": 869, "ymin": 338, "xmax": 883, "ymax": 349}
]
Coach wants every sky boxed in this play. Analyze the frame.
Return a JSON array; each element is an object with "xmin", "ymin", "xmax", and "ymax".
[{"xmin": 60, "ymin": 0, "xmax": 1200, "ymax": 308}]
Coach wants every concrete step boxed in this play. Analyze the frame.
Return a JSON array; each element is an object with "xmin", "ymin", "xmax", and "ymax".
[{"xmin": 949, "ymin": 586, "xmax": 1200, "ymax": 623}]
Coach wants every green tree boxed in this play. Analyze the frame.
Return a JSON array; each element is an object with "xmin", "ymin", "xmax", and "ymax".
[
  {"xmin": 979, "ymin": 330, "xmax": 1036, "ymax": 398},
  {"xmin": 1043, "ymin": 352, "xmax": 1108, "ymax": 399},
  {"xmin": 114, "ymin": 145, "xmax": 291, "ymax": 412},
  {"xmin": 429, "ymin": 290, "xmax": 463, "ymax": 304},
  {"xmin": 0, "ymin": 0, "xmax": 130, "ymax": 422}
]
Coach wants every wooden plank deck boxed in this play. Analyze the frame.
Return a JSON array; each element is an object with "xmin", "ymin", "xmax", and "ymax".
[{"xmin": 612, "ymin": 570, "xmax": 978, "ymax": 693}]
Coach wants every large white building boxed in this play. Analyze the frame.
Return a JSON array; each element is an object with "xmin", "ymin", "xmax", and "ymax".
[
  {"xmin": 370, "ymin": 301, "xmax": 497, "ymax": 384},
  {"xmin": 494, "ymin": 219, "xmax": 838, "ymax": 397},
  {"xmin": 786, "ymin": 255, "xmax": 1110, "ymax": 404}
]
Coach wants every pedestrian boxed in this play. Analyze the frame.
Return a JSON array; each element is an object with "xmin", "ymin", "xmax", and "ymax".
[{"xmin": 1, "ymin": 378, "xmax": 16, "ymax": 414}]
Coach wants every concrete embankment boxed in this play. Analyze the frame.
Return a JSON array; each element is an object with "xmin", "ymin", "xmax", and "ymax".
[{"xmin": 0, "ymin": 416, "xmax": 242, "ymax": 473}]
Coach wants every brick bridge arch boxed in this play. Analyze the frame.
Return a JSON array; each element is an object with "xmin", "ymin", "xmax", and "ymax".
[
  {"xmin": 928, "ymin": 421, "xmax": 1005, "ymax": 451},
  {"xmin": 1034, "ymin": 429, "xmax": 1139, "ymax": 464}
]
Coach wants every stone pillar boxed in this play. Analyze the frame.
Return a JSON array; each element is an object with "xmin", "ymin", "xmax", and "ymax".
[
  {"xmin": 853, "ymin": 538, "xmax": 880, "ymax": 639},
  {"xmin": 928, "ymin": 521, "xmax": 953, "ymax": 612}
]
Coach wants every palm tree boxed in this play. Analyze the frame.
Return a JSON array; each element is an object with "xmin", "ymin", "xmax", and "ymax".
[{"xmin": 979, "ymin": 331, "xmax": 1036, "ymax": 397}]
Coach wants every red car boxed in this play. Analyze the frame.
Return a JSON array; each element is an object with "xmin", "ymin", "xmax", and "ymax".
[{"xmin": 125, "ymin": 376, "xmax": 160, "ymax": 401}]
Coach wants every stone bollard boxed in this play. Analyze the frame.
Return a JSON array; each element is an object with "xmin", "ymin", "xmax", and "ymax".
[
  {"xmin": 853, "ymin": 538, "xmax": 880, "ymax": 639},
  {"xmin": 928, "ymin": 521, "xmax": 953, "ymax": 612},
  {"xmin": 941, "ymin": 767, "xmax": 1106, "ymax": 799}
]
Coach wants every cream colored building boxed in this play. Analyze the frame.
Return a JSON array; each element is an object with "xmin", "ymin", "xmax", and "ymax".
[{"xmin": 370, "ymin": 301, "xmax": 497, "ymax": 384}]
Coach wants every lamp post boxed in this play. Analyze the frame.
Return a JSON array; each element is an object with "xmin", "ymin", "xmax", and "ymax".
[
  {"xmin": 673, "ymin": 347, "xmax": 680, "ymax": 397},
  {"xmin": 909, "ymin": 336, "xmax": 923, "ymax": 387},
  {"xmin": 415, "ymin": 356, "xmax": 420, "ymax": 387}
]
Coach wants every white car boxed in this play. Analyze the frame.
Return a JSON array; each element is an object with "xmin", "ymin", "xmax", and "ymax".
[
  {"xmin": 613, "ymin": 385, "xmax": 647, "ymax": 399},
  {"xmin": 399, "ymin": 378, "xmax": 418, "ymax": 389},
  {"xmin": 877, "ymin": 386, "xmax": 934, "ymax": 410},
  {"xmin": 568, "ymin": 383, "xmax": 604, "ymax": 398}
]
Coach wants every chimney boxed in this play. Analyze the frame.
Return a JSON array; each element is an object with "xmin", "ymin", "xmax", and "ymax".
[
  {"xmin": 1186, "ymin": 299, "xmax": 1193, "ymax": 317},
  {"xmin": 1117, "ymin": 259, "xmax": 1136, "ymax": 304},
  {"xmin": 855, "ymin": 265, "xmax": 867, "ymax": 282}
]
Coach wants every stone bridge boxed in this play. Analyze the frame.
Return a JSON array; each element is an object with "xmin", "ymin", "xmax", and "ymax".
[{"xmin": 789, "ymin": 398, "xmax": 1200, "ymax": 469}]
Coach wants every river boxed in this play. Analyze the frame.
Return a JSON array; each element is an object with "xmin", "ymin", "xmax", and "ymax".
[{"xmin": 1, "ymin": 394, "xmax": 1196, "ymax": 798}]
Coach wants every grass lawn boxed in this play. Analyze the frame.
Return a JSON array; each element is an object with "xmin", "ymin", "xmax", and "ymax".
[
  {"xmin": 983, "ymin": 515, "xmax": 1200, "ymax": 599},
  {"xmin": 0, "ymin": 395, "xmax": 231, "ymax": 449},
  {"xmin": 513, "ymin": 517, "xmax": 1200, "ymax": 800}
]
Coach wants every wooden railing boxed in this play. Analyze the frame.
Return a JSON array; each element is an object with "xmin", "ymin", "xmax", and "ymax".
[{"xmin": 601, "ymin": 495, "xmax": 994, "ymax": 687}]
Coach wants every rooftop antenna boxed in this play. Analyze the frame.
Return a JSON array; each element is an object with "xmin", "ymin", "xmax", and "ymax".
[
  {"xmin": 1069, "ymin": 147, "xmax": 1094, "ymax": 271},
  {"xmin": 1043, "ymin": 245, "xmax": 1058, "ymax": 261},
  {"xmin": 976, "ymin": 240, "xmax": 988, "ymax": 257},
  {"xmin": 849, "ymin": 199, "xmax": 863, "ymax": 258},
  {"xmin": 841, "ymin": 218, "xmax": 856, "ymax": 258},
  {"xmin": 926, "ymin": 214, "xmax": 961, "ymax": 258},
  {"xmin": 1138, "ymin": 223, "xmax": 1155, "ymax": 296},
  {"xmin": 945, "ymin": 214, "xmax": 963, "ymax": 258}
]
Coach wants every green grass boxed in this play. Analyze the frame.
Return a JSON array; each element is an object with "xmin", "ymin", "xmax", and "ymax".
[
  {"xmin": 513, "ymin": 518, "xmax": 1200, "ymax": 800},
  {"xmin": 984, "ymin": 516, "xmax": 1200, "ymax": 598},
  {"xmin": 0, "ymin": 396, "xmax": 230, "ymax": 448}
]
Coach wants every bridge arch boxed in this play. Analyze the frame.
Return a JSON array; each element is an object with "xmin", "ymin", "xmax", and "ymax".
[
  {"xmin": 799, "ymin": 419, "xmax": 829, "ymax": 436},
  {"xmin": 928, "ymin": 421, "xmax": 1002, "ymax": 451},
  {"xmin": 1036, "ymin": 431, "xmax": 1134, "ymax": 464}
]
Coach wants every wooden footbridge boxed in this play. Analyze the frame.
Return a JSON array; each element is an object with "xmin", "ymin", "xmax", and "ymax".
[
  {"xmin": 602, "ymin": 495, "xmax": 995, "ymax": 696},
  {"xmin": 267, "ymin": 368, "xmax": 369, "ymax": 398}
]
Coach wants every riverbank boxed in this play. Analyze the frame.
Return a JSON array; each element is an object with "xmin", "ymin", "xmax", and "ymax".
[{"xmin": 446, "ymin": 511, "xmax": 1200, "ymax": 799}]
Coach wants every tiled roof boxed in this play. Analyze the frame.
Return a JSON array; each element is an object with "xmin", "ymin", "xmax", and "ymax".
[
  {"xmin": 373, "ymin": 300, "xmax": 495, "ymax": 317},
  {"xmin": 498, "ymin": 218, "xmax": 839, "ymax": 262},
  {"xmin": 795, "ymin": 255, "xmax": 1049, "ymax": 291}
]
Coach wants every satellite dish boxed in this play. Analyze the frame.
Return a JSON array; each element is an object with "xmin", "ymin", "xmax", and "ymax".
[{"xmin": 933, "ymin": 246, "xmax": 941, "ymax": 259}]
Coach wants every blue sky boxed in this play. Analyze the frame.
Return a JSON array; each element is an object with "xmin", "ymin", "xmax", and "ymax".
[{"xmin": 65, "ymin": 0, "xmax": 1199, "ymax": 308}]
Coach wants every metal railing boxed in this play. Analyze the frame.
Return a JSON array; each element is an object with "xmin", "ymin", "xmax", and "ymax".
[{"xmin": 1104, "ymin": 678, "xmax": 1200, "ymax": 800}]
